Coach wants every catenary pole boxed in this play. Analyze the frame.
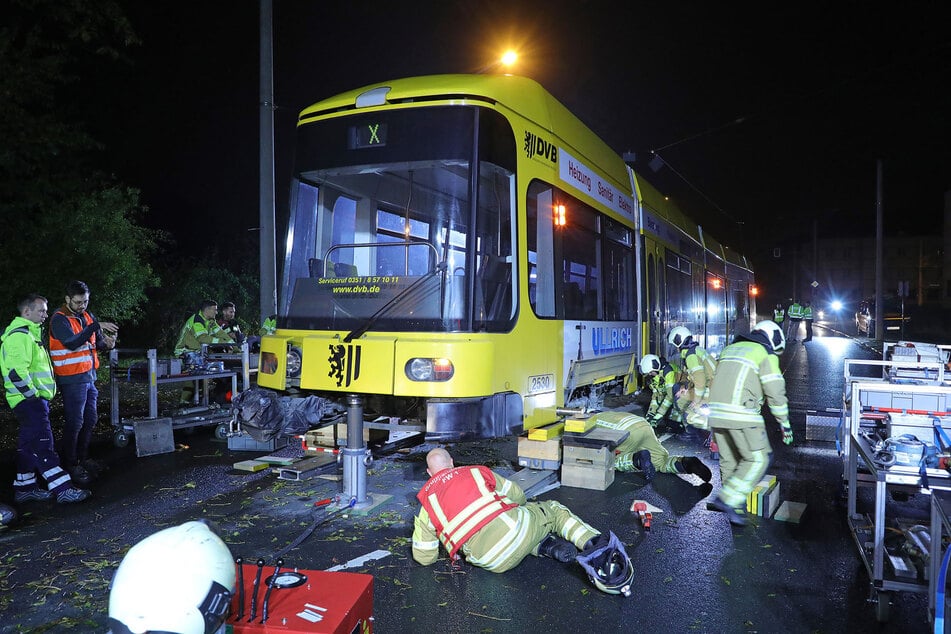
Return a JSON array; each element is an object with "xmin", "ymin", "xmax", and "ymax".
[{"xmin": 259, "ymin": 0, "xmax": 277, "ymax": 322}]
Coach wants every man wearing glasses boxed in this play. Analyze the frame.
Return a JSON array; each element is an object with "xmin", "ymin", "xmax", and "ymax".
[{"xmin": 48, "ymin": 280, "xmax": 118, "ymax": 485}]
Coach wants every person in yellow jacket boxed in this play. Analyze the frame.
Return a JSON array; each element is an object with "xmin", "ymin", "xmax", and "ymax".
[
  {"xmin": 667, "ymin": 327, "xmax": 717, "ymax": 433},
  {"xmin": 1, "ymin": 294, "xmax": 90, "ymax": 504},
  {"xmin": 640, "ymin": 354, "xmax": 690, "ymax": 432},
  {"xmin": 707, "ymin": 320, "xmax": 792, "ymax": 525},
  {"xmin": 411, "ymin": 448, "xmax": 634, "ymax": 595},
  {"xmin": 592, "ymin": 411, "xmax": 712, "ymax": 484},
  {"xmin": 173, "ymin": 300, "xmax": 235, "ymax": 356},
  {"xmin": 786, "ymin": 300, "xmax": 803, "ymax": 343},
  {"xmin": 173, "ymin": 299, "xmax": 235, "ymax": 405},
  {"xmin": 413, "ymin": 447, "xmax": 599, "ymax": 572}
]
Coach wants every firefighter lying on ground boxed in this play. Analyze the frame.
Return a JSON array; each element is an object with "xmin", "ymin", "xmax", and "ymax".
[
  {"xmin": 412, "ymin": 448, "xmax": 634, "ymax": 595},
  {"xmin": 591, "ymin": 410, "xmax": 712, "ymax": 484}
]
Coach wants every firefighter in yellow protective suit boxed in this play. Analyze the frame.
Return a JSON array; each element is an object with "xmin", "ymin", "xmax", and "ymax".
[
  {"xmin": 640, "ymin": 354, "xmax": 690, "ymax": 432},
  {"xmin": 412, "ymin": 448, "xmax": 600, "ymax": 572},
  {"xmin": 707, "ymin": 320, "xmax": 792, "ymax": 525},
  {"xmin": 592, "ymin": 411, "xmax": 711, "ymax": 484},
  {"xmin": 412, "ymin": 448, "xmax": 635, "ymax": 595},
  {"xmin": 173, "ymin": 299, "xmax": 235, "ymax": 405},
  {"xmin": 667, "ymin": 327, "xmax": 717, "ymax": 430}
]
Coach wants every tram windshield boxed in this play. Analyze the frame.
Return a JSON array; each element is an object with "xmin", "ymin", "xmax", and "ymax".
[{"xmin": 280, "ymin": 106, "xmax": 517, "ymax": 334}]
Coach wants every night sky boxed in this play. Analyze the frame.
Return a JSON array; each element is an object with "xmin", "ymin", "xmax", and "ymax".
[{"xmin": 89, "ymin": 1, "xmax": 950, "ymax": 264}]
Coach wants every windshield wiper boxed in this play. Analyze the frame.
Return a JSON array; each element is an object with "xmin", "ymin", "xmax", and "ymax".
[{"xmin": 342, "ymin": 262, "xmax": 447, "ymax": 343}]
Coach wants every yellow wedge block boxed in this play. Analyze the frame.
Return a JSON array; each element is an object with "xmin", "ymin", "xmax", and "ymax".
[
  {"xmin": 233, "ymin": 460, "xmax": 269, "ymax": 472},
  {"xmin": 528, "ymin": 422, "xmax": 565, "ymax": 440},
  {"xmin": 564, "ymin": 416, "xmax": 596, "ymax": 433}
]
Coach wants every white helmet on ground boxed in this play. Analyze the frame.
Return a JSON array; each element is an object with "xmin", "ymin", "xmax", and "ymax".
[
  {"xmin": 108, "ymin": 521, "xmax": 235, "ymax": 634},
  {"xmin": 667, "ymin": 326, "xmax": 693, "ymax": 349},
  {"xmin": 753, "ymin": 319, "xmax": 786, "ymax": 353},
  {"xmin": 639, "ymin": 354, "xmax": 661, "ymax": 375}
]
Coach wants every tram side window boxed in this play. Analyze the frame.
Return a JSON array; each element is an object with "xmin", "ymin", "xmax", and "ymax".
[
  {"xmin": 527, "ymin": 180, "xmax": 632, "ymax": 321},
  {"xmin": 665, "ymin": 250, "xmax": 693, "ymax": 325}
]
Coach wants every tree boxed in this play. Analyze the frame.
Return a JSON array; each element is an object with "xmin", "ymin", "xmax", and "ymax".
[{"xmin": 0, "ymin": 0, "xmax": 162, "ymax": 321}]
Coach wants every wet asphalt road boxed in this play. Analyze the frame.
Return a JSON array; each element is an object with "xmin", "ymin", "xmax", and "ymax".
[{"xmin": 0, "ymin": 322, "xmax": 937, "ymax": 632}]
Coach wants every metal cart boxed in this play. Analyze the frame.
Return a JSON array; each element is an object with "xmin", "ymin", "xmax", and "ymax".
[
  {"xmin": 842, "ymin": 345, "xmax": 951, "ymax": 622},
  {"xmin": 929, "ymin": 491, "xmax": 951, "ymax": 632},
  {"xmin": 108, "ymin": 348, "xmax": 238, "ymax": 449}
]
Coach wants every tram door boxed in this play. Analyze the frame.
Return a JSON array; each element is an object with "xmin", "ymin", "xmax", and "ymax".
[{"xmin": 645, "ymin": 253, "xmax": 667, "ymax": 357}]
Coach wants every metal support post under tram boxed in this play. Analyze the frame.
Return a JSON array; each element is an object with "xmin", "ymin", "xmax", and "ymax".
[{"xmin": 342, "ymin": 394, "xmax": 371, "ymax": 509}]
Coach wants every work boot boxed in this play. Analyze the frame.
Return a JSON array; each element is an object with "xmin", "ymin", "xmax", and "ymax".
[
  {"xmin": 676, "ymin": 457, "xmax": 712, "ymax": 482},
  {"xmin": 56, "ymin": 487, "xmax": 91, "ymax": 504},
  {"xmin": 0, "ymin": 503, "xmax": 17, "ymax": 528},
  {"xmin": 709, "ymin": 496, "xmax": 747, "ymax": 526},
  {"xmin": 14, "ymin": 488, "xmax": 53, "ymax": 503},
  {"xmin": 633, "ymin": 449, "xmax": 656, "ymax": 482},
  {"xmin": 537, "ymin": 535, "xmax": 576, "ymax": 563}
]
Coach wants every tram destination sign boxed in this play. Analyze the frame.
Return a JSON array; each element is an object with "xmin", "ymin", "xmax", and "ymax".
[{"xmin": 349, "ymin": 122, "xmax": 388, "ymax": 149}]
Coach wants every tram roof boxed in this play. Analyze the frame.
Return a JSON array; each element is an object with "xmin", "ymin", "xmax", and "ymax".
[{"xmin": 298, "ymin": 73, "xmax": 631, "ymax": 194}]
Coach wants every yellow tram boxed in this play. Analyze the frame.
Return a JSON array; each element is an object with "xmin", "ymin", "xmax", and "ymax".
[{"xmin": 257, "ymin": 74, "xmax": 755, "ymax": 440}]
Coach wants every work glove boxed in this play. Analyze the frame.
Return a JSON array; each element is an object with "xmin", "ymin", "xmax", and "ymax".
[{"xmin": 781, "ymin": 422, "xmax": 793, "ymax": 445}]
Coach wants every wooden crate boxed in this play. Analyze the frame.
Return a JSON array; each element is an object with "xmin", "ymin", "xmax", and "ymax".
[
  {"xmin": 563, "ymin": 443, "xmax": 613, "ymax": 469},
  {"xmin": 561, "ymin": 463, "xmax": 614, "ymax": 490}
]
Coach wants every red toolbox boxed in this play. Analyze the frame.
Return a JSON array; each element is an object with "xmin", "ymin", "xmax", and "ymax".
[{"xmin": 227, "ymin": 563, "xmax": 372, "ymax": 633}]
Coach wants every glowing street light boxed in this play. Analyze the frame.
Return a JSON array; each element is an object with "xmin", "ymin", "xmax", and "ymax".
[{"xmin": 477, "ymin": 49, "xmax": 519, "ymax": 74}]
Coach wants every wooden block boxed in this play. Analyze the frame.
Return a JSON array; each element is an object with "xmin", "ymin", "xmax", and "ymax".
[
  {"xmin": 561, "ymin": 463, "xmax": 614, "ymax": 490},
  {"xmin": 233, "ymin": 460, "xmax": 269, "ymax": 472},
  {"xmin": 762, "ymin": 481, "xmax": 781, "ymax": 518},
  {"xmin": 518, "ymin": 435, "xmax": 561, "ymax": 461},
  {"xmin": 256, "ymin": 454, "xmax": 298, "ymax": 465},
  {"xmin": 564, "ymin": 416, "xmax": 596, "ymax": 433},
  {"xmin": 336, "ymin": 423, "xmax": 388, "ymax": 444},
  {"xmin": 528, "ymin": 421, "xmax": 565, "ymax": 441},
  {"xmin": 563, "ymin": 443, "xmax": 613, "ymax": 469}
]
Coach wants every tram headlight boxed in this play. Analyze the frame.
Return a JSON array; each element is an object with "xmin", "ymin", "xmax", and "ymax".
[
  {"xmin": 286, "ymin": 346, "xmax": 303, "ymax": 379},
  {"xmin": 405, "ymin": 357, "xmax": 454, "ymax": 382}
]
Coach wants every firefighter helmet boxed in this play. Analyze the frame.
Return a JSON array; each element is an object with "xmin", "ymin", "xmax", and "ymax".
[
  {"xmin": 667, "ymin": 326, "xmax": 693, "ymax": 349},
  {"xmin": 108, "ymin": 521, "xmax": 235, "ymax": 634},
  {"xmin": 576, "ymin": 531, "xmax": 634, "ymax": 597},
  {"xmin": 639, "ymin": 354, "xmax": 661, "ymax": 375},
  {"xmin": 753, "ymin": 319, "xmax": 786, "ymax": 353}
]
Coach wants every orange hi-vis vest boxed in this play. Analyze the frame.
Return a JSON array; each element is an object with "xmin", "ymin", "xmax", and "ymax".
[
  {"xmin": 416, "ymin": 465, "xmax": 517, "ymax": 558},
  {"xmin": 48, "ymin": 309, "xmax": 98, "ymax": 377}
]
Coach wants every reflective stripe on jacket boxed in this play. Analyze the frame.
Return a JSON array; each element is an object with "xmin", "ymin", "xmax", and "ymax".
[
  {"xmin": 173, "ymin": 313, "xmax": 234, "ymax": 356},
  {"xmin": 708, "ymin": 340, "xmax": 788, "ymax": 428},
  {"xmin": 679, "ymin": 344, "xmax": 717, "ymax": 404},
  {"xmin": 647, "ymin": 364, "xmax": 677, "ymax": 419},
  {"xmin": 802, "ymin": 306, "xmax": 813, "ymax": 320},
  {"xmin": 49, "ymin": 309, "xmax": 98, "ymax": 378},
  {"xmin": 787, "ymin": 303, "xmax": 803, "ymax": 319},
  {"xmin": 1, "ymin": 318, "xmax": 57, "ymax": 408},
  {"xmin": 416, "ymin": 465, "xmax": 518, "ymax": 559}
]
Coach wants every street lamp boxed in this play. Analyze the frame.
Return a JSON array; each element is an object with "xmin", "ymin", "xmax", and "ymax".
[{"xmin": 478, "ymin": 50, "xmax": 519, "ymax": 74}]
